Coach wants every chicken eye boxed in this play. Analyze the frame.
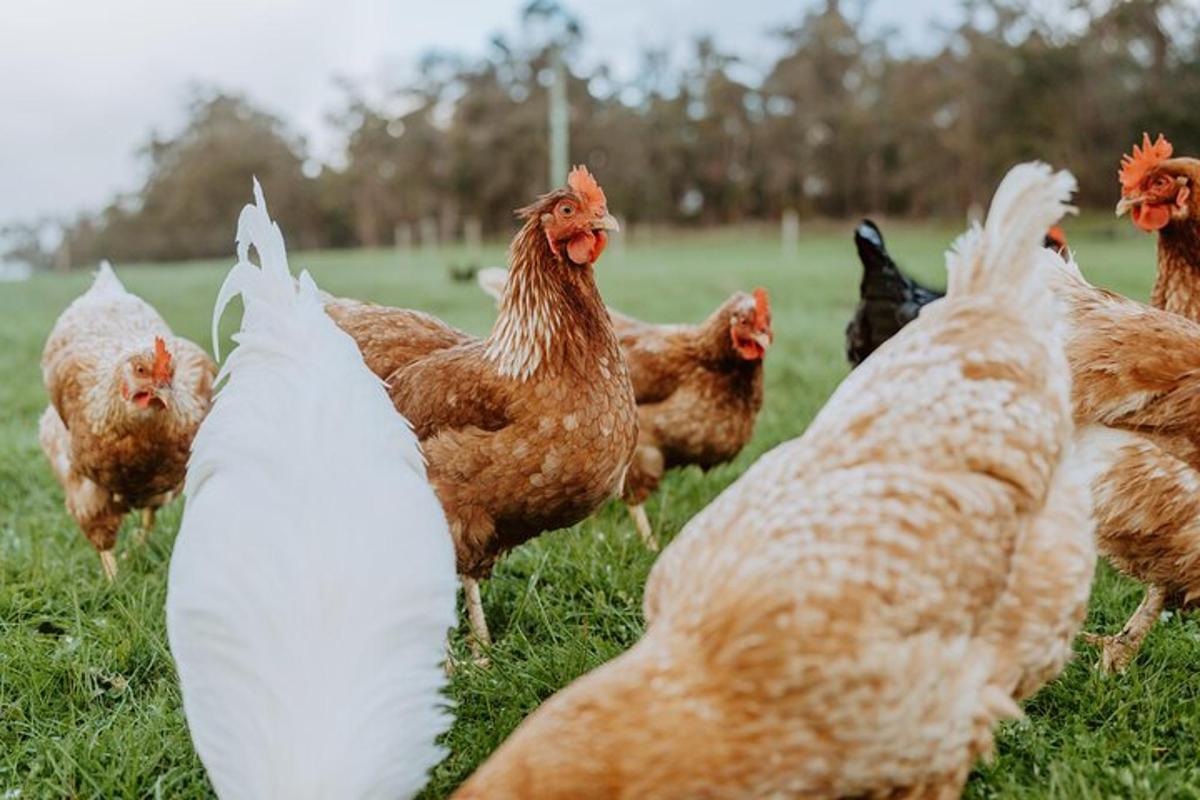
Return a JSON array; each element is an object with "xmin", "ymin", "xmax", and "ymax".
[
  {"xmin": 135, "ymin": 365, "xmax": 146, "ymax": 376},
  {"xmin": 559, "ymin": 204, "xmax": 574, "ymax": 216}
]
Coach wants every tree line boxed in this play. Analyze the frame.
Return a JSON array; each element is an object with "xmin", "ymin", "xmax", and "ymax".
[{"xmin": 11, "ymin": 0, "xmax": 1200, "ymax": 267}]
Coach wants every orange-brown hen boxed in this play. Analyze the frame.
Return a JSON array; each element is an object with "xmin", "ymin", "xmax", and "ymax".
[
  {"xmin": 325, "ymin": 167, "xmax": 636, "ymax": 650},
  {"xmin": 454, "ymin": 164, "xmax": 1091, "ymax": 799},
  {"xmin": 1048, "ymin": 255, "xmax": 1200, "ymax": 671},
  {"xmin": 39, "ymin": 263, "xmax": 215, "ymax": 579},
  {"xmin": 608, "ymin": 289, "xmax": 772, "ymax": 548},
  {"xmin": 1055, "ymin": 134, "xmax": 1200, "ymax": 672}
]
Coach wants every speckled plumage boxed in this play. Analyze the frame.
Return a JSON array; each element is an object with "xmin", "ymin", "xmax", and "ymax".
[
  {"xmin": 39, "ymin": 263, "xmax": 214, "ymax": 567},
  {"xmin": 454, "ymin": 164, "xmax": 1091, "ymax": 799},
  {"xmin": 326, "ymin": 183, "xmax": 636, "ymax": 581},
  {"xmin": 1047, "ymin": 259, "xmax": 1200, "ymax": 668},
  {"xmin": 611, "ymin": 293, "xmax": 768, "ymax": 505}
]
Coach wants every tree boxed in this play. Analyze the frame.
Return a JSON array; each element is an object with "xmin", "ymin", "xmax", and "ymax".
[{"xmin": 64, "ymin": 90, "xmax": 317, "ymax": 264}]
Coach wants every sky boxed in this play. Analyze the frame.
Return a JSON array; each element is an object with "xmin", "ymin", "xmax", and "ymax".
[{"xmin": 0, "ymin": 0, "xmax": 958, "ymax": 226}]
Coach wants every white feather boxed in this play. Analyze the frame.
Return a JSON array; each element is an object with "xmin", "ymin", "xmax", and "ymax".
[
  {"xmin": 944, "ymin": 161, "xmax": 1077, "ymax": 331},
  {"xmin": 90, "ymin": 260, "xmax": 127, "ymax": 295},
  {"xmin": 476, "ymin": 266, "xmax": 508, "ymax": 304},
  {"xmin": 167, "ymin": 180, "xmax": 457, "ymax": 800}
]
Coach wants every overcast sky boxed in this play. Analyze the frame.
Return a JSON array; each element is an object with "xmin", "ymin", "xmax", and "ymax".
[{"xmin": 0, "ymin": 0, "xmax": 958, "ymax": 226}]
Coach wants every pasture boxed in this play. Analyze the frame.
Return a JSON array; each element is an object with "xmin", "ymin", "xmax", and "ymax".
[{"xmin": 2, "ymin": 222, "xmax": 1198, "ymax": 798}]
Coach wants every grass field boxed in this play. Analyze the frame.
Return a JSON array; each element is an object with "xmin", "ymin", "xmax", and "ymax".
[{"xmin": 3, "ymin": 220, "xmax": 1199, "ymax": 798}]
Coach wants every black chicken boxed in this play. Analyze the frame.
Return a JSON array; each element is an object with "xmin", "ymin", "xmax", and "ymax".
[
  {"xmin": 844, "ymin": 220, "xmax": 941, "ymax": 367},
  {"xmin": 844, "ymin": 219, "xmax": 1068, "ymax": 367}
]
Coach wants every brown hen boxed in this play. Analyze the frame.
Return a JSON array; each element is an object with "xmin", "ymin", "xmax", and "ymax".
[
  {"xmin": 1048, "ymin": 255, "xmax": 1200, "ymax": 671},
  {"xmin": 609, "ymin": 289, "xmax": 771, "ymax": 548},
  {"xmin": 1060, "ymin": 134, "xmax": 1200, "ymax": 671},
  {"xmin": 326, "ymin": 167, "xmax": 636, "ymax": 650},
  {"xmin": 40, "ymin": 262, "xmax": 215, "ymax": 578}
]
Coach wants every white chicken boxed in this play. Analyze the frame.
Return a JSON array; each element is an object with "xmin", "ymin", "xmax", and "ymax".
[{"xmin": 165, "ymin": 181, "xmax": 457, "ymax": 799}]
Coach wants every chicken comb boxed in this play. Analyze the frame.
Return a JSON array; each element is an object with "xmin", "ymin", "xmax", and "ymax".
[
  {"xmin": 1046, "ymin": 225, "xmax": 1066, "ymax": 249},
  {"xmin": 1120, "ymin": 133, "xmax": 1172, "ymax": 194},
  {"xmin": 567, "ymin": 165, "xmax": 606, "ymax": 211},
  {"xmin": 152, "ymin": 336, "xmax": 173, "ymax": 383},
  {"xmin": 753, "ymin": 288, "xmax": 771, "ymax": 329}
]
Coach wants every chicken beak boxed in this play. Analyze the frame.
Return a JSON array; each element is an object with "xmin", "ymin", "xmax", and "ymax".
[
  {"xmin": 1115, "ymin": 194, "xmax": 1139, "ymax": 217},
  {"xmin": 593, "ymin": 213, "xmax": 620, "ymax": 232},
  {"xmin": 751, "ymin": 331, "xmax": 772, "ymax": 351}
]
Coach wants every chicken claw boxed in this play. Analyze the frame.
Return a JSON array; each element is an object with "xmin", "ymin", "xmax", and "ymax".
[{"xmin": 1081, "ymin": 585, "xmax": 1165, "ymax": 673}]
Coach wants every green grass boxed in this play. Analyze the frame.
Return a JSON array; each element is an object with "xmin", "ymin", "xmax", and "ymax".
[{"xmin": 2, "ymin": 219, "xmax": 1199, "ymax": 798}]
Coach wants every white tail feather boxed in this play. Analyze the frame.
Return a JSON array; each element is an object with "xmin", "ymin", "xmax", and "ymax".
[
  {"xmin": 476, "ymin": 266, "xmax": 508, "ymax": 304},
  {"xmin": 168, "ymin": 181, "xmax": 456, "ymax": 800},
  {"xmin": 89, "ymin": 260, "xmax": 127, "ymax": 296},
  {"xmin": 944, "ymin": 162, "xmax": 1076, "ymax": 329}
]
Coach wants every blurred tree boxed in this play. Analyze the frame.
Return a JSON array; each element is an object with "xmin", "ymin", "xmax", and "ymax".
[
  {"xmin": 63, "ymin": 90, "xmax": 317, "ymax": 264},
  {"xmin": 45, "ymin": 0, "xmax": 1200, "ymax": 266}
]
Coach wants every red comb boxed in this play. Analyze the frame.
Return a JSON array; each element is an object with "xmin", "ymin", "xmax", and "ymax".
[
  {"xmin": 752, "ymin": 288, "xmax": 770, "ymax": 328},
  {"xmin": 567, "ymin": 165, "xmax": 606, "ymax": 210},
  {"xmin": 1120, "ymin": 133, "xmax": 1172, "ymax": 194},
  {"xmin": 152, "ymin": 336, "xmax": 173, "ymax": 383}
]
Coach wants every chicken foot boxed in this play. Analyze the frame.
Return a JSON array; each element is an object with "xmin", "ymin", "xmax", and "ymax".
[
  {"xmin": 627, "ymin": 504, "xmax": 659, "ymax": 551},
  {"xmin": 1082, "ymin": 585, "xmax": 1165, "ymax": 674}
]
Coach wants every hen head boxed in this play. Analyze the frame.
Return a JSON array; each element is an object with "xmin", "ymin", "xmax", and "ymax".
[
  {"xmin": 520, "ymin": 165, "xmax": 620, "ymax": 266},
  {"xmin": 729, "ymin": 288, "xmax": 773, "ymax": 361},
  {"xmin": 1117, "ymin": 133, "xmax": 1200, "ymax": 232},
  {"xmin": 119, "ymin": 336, "xmax": 175, "ymax": 411}
]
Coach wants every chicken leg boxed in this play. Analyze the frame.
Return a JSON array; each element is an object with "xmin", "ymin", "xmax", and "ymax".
[
  {"xmin": 135, "ymin": 507, "xmax": 156, "ymax": 546},
  {"xmin": 627, "ymin": 504, "xmax": 659, "ymax": 551},
  {"xmin": 1082, "ymin": 585, "xmax": 1165, "ymax": 674},
  {"xmin": 98, "ymin": 550, "xmax": 118, "ymax": 581},
  {"xmin": 463, "ymin": 577, "xmax": 492, "ymax": 662}
]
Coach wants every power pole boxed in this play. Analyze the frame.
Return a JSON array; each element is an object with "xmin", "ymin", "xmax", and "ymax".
[{"xmin": 548, "ymin": 47, "xmax": 569, "ymax": 185}]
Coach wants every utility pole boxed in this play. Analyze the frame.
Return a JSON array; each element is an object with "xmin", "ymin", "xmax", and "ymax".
[{"xmin": 548, "ymin": 47, "xmax": 569, "ymax": 185}]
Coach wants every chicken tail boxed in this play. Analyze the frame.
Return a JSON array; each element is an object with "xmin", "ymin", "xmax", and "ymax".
[
  {"xmin": 169, "ymin": 181, "xmax": 456, "ymax": 799},
  {"xmin": 945, "ymin": 162, "xmax": 1076, "ymax": 326},
  {"xmin": 89, "ymin": 260, "xmax": 127, "ymax": 296},
  {"xmin": 476, "ymin": 266, "xmax": 509, "ymax": 304}
]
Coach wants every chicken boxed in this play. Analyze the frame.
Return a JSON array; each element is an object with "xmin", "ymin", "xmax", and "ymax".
[
  {"xmin": 1115, "ymin": 133, "xmax": 1200, "ymax": 319},
  {"xmin": 844, "ymin": 219, "xmax": 943, "ymax": 366},
  {"xmin": 453, "ymin": 164, "xmax": 1092, "ymax": 800},
  {"xmin": 1046, "ymin": 256, "xmax": 1200, "ymax": 672},
  {"xmin": 477, "ymin": 268, "xmax": 772, "ymax": 550},
  {"xmin": 325, "ymin": 166, "xmax": 636, "ymax": 652},
  {"xmin": 845, "ymin": 219, "xmax": 1068, "ymax": 366},
  {"xmin": 167, "ymin": 183, "xmax": 456, "ymax": 799},
  {"xmin": 1051, "ymin": 133, "xmax": 1200, "ymax": 672},
  {"xmin": 39, "ymin": 262, "xmax": 214, "ymax": 579}
]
